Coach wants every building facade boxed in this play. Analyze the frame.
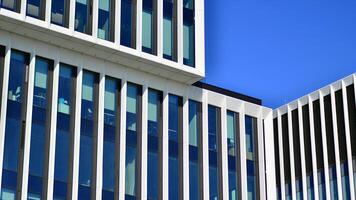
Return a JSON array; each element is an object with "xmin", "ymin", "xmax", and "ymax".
[
  {"xmin": 273, "ymin": 74, "xmax": 356, "ymax": 200},
  {"xmin": 0, "ymin": 0, "xmax": 277, "ymax": 200}
]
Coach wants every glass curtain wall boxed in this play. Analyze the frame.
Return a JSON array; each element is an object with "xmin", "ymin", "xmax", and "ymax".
[
  {"xmin": 142, "ymin": 0, "xmax": 156, "ymax": 54},
  {"xmin": 121, "ymin": 0, "xmax": 136, "ymax": 48},
  {"xmin": 147, "ymin": 89, "xmax": 162, "ymax": 200},
  {"xmin": 227, "ymin": 111, "xmax": 238, "ymax": 200},
  {"xmin": 163, "ymin": 0, "xmax": 177, "ymax": 61},
  {"xmin": 183, "ymin": 0, "xmax": 194, "ymax": 67},
  {"xmin": 28, "ymin": 57, "xmax": 53, "ymax": 199},
  {"xmin": 188, "ymin": 100, "xmax": 201, "ymax": 200},
  {"xmin": 168, "ymin": 95, "xmax": 182, "ymax": 200},
  {"xmin": 53, "ymin": 64, "xmax": 76, "ymax": 199},
  {"xmin": 208, "ymin": 105, "xmax": 220, "ymax": 200},
  {"xmin": 51, "ymin": 0, "xmax": 69, "ymax": 27},
  {"xmin": 78, "ymin": 70, "xmax": 99, "ymax": 199},
  {"xmin": 1, "ymin": 50, "xmax": 29, "ymax": 199},
  {"xmin": 26, "ymin": 0, "xmax": 46, "ymax": 19},
  {"xmin": 246, "ymin": 116, "xmax": 258, "ymax": 200},
  {"xmin": 102, "ymin": 77, "xmax": 120, "ymax": 199},
  {"xmin": 98, "ymin": 0, "xmax": 115, "ymax": 41},
  {"xmin": 125, "ymin": 83, "xmax": 142, "ymax": 199},
  {"xmin": 75, "ymin": 0, "xmax": 93, "ymax": 35}
]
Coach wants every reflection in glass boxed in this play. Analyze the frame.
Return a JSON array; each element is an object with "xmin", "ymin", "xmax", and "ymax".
[
  {"xmin": 54, "ymin": 64, "xmax": 76, "ymax": 199},
  {"xmin": 0, "ymin": 0, "xmax": 19, "ymax": 12},
  {"xmin": 341, "ymin": 162, "xmax": 350, "ymax": 200},
  {"xmin": 121, "ymin": 0, "xmax": 136, "ymax": 48},
  {"xmin": 75, "ymin": 0, "xmax": 92, "ymax": 34},
  {"xmin": 169, "ymin": 95, "xmax": 181, "ymax": 200},
  {"xmin": 163, "ymin": 0, "xmax": 176, "ymax": 61},
  {"xmin": 78, "ymin": 70, "xmax": 98, "ymax": 199},
  {"xmin": 28, "ymin": 57, "xmax": 52, "ymax": 199},
  {"xmin": 329, "ymin": 166, "xmax": 338, "ymax": 199},
  {"xmin": 306, "ymin": 175, "xmax": 314, "ymax": 200},
  {"xmin": 189, "ymin": 100, "xmax": 200, "ymax": 200},
  {"xmin": 227, "ymin": 111, "xmax": 237, "ymax": 199},
  {"xmin": 142, "ymin": 0, "xmax": 156, "ymax": 54},
  {"xmin": 208, "ymin": 105, "xmax": 219, "ymax": 200},
  {"xmin": 183, "ymin": 0, "xmax": 194, "ymax": 67},
  {"xmin": 1, "ymin": 50, "xmax": 28, "ymax": 199},
  {"xmin": 51, "ymin": 0, "xmax": 69, "ymax": 27},
  {"xmin": 102, "ymin": 77, "xmax": 119, "ymax": 199},
  {"xmin": 318, "ymin": 170, "xmax": 326, "ymax": 200},
  {"xmin": 98, "ymin": 0, "xmax": 114, "ymax": 41},
  {"xmin": 27, "ymin": 0, "xmax": 45, "ymax": 19},
  {"xmin": 125, "ymin": 83, "xmax": 141, "ymax": 199},
  {"xmin": 246, "ymin": 116, "xmax": 257, "ymax": 200}
]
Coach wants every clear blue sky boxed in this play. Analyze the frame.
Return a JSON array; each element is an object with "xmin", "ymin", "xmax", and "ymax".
[{"xmin": 204, "ymin": 0, "xmax": 356, "ymax": 108}]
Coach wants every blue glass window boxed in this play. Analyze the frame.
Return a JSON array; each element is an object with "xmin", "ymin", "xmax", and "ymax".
[
  {"xmin": 53, "ymin": 64, "xmax": 76, "ymax": 199},
  {"xmin": 51, "ymin": 0, "xmax": 69, "ymax": 27},
  {"xmin": 121, "ymin": 0, "xmax": 136, "ymax": 48},
  {"xmin": 125, "ymin": 83, "xmax": 141, "ymax": 199},
  {"xmin": 1, "ymin": 50, "xmax": 29, "ymax": 200},
  {"xmin": 28, "ymin": 57, "xmax": 53, "ymax": 199},
  {"xmin": 78, "ymin": 70, "xmax": 98, "ymax": 199},
  {"xmin": 168, "ymin": 94, "xmax": 181, "ymax": 200},
  {"xmin": 27, "ymin": 0, "xmax": 45, "ymax": 19},
  {"xmin": 189, "ymin": 100, "xmax": 201, "ymax": 200},
  {"xmin": 0, "ymin": 0, "xmax": 20, "ymax": 12},
  {"xmin": 227, "ymin": 111, "xmax": 238, "ymax": 199},
  {"xmin": 147, "ymin": 89, "xmax": 162, "ymax": 200},
  {"xmin": 163, "ymin": 0, "xmax": 176, "ymax": 61},
  {"xmin": 183, "ymin": 0, "xmax": 194, "ymax": 67},
  {"xmin": 102, "ymin": 77, "xmax": 120, "ymax": 199},
  {"xmin": 246, "ymin": 116, "xmax": 257, "ymax": 200},
  {"xmin": 142, "ymin": 0, "xmax": 156, "ymax": 54},
  {"xmin": 306, "ymin": 175, "xmax": 315, "ymax": 200},
  {"xmin": 75, "ymin": 0, "xmax": 92, "ymax": 34},
  {"xmin": 329, "ymin": 166, "xmax": 338, "ymax": 199},
  {"xmin": 98, "ymin": 0, "xmax": 114, "ymax": 41},
  {"xmin": 317, "ymin": 170, "xmax": 326, "ymax": 200},
  {"xmin": 208, "ymin": 105, "xmax": 219, "ymax": 200}
]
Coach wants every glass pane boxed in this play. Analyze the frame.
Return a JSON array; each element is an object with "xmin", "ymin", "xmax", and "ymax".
[
  {"xmin": 1, "ymin": 0, "xmax": 19, "ymax": 12},
  {"xmin": 121, "ymin": 0, "xmax": 135, "ymax": 48},
  {"xmin": 75, "ymin": 0, "xmax": 92, "ymax": 34},
  {"xmin": 183, "ymin": 0, "xmax": 194, "ymax": 67},
  {"xmin": 98, "ymin": 0, "xmax": 113, "ymax": 41},
  {"xmin": 27, "ymin": 0, "xmax": 44, "ymax": 19},
  {"xmin": 51, "ymin": 0, "xmax": 68, "ymax": 26},
  {"xmin": 227, "ymin": 111, "xmax": 238, "ymax": 199},
  {"xmin": 1, "ymin": 50, "xmax": 28, "ymax": 199},
  {"xmin": 189, "ymin": 100, "xmax": 199, "ymax": 147},
  {"xmin": 142, "ymin": 0, "xmax": 155, "ymax": 54},
  {"xmin": 78, "ymin": 70, "xmax": 98, "ymax": 199},
  {"xmin": 163, "ymin": 0, "xmax": 176, "ymax": 60},
  {"xmin": 102, "ymin": 77, "xmax": 118, "ymax": 199},
  {"xmin": 54, "ymin": 64, "xmax": 75, "ymax": 199},
  {"xmin": 208, "ymin": 105, "xmax": 219, "ymax": 200},
  {"xmin": 169, "ymin": 94, "xmax": 180, "ymax": 200},
  {"xmin": 246, "ymin": 116, "xmax": 257, "ymax": 200},
  {"xmin": 28, "ymin": 57, "xmax": 51, "ymax": 198}
]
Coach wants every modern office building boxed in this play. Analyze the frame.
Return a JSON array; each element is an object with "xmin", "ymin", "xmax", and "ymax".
[
  {"xmin": 0, "ymin": 0, "xmax": 278, "ymax": 200},
  {"xmin": 273, "ymin": 74, "xmax": 356, "ymax": 200}
]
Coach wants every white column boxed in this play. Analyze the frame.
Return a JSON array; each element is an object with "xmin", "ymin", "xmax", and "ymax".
[
  {"xmin": 341, "ymin": 80, "xmax": 355, "ymax": 200},
  {"xmin": 220, "ymin": 101, "xmax": 229, "ymax": 200},
  {"xmin": 136, "ymin": 0, "xmax": 143, "ymax": 51},
  {"xmin": 44, "ymin": 58, "xmax": 60, "ymax": 200},
  {"xmin": 92, "ymin": 0, "xmax": 99, "ymax": 38},
  {"xmin": 277, "ymin": 110, "xmax": 286, "ymax": 200},
  {"xmin": 19, "ymin": 52, "xmax": 36, "ymax": 200},
  {"xmin": 182, "ymin": 96, "xmax": 189, "ymax": 200},
  {"xmin": 177, "ymin": 0, "xmax": 183, "ymax": 65},
  {"xmin": 0, "ymin": 45, "xmax": 11, "ymax": 190},
  {"xmin": 201, "ymin": 90, "xmax": 209, "ymax": 200},
  {"xmin": 319, "ymin": 91, "xmax": 331, "ymax": 200},
  {"xmin": 69, "ymin": 67, "xmax": 83, "ymax": 200},
  {"xmin": 307, "ymin": 96, "xmax": 319, "ymax": 200},
  {"xmin": 287, "ymin": 106, "xmax": 296, "ymax": 200},
  {"xmin": 297, "ymin": 101, "xmax": 308, "ymax": 200},
  {"xmin": 45, "ymin": 0, "xmax": 52, "ymax": 24},
  {"xmin": 161, "ymin": 91, "xmax": 169, "ymax": 200},
  {"xmin": 93, "ymin": 73, "xmax": 105, "ymax": 200},
  {"xmin": 139, "ymin": 84, "xmax": 148, "ymax": 200},
  {"xmin": 330, "ymin": 86, "xmax": 344, "ymax": 200},
  {"xmin": 117, "ymin": 79, "xmax": 127, "ymax": 200},
  {"xmin": 69, "ymin": 0, "xmax": 76, "ymax": 32},
  {"xmin": 194, "ymin": 0, "xmax": 205, "ymax": 73},
  {"xmin": 114, "ymin": 0, "xmax": 121, "ymax": 45},
  {"xmin": 156, "ymin": 0, "xmax": 163, "ymax": 58},
  {"xmin": 239, "ymin": 105, "xmax": 247, "ymax": 200},
  {"xmin": 21, "ymin": 0, "xmax": 27, "ymax": 18},
  {"xmin": 257, "ymin": 109, "xmax": 266, "ymax": 199}
]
